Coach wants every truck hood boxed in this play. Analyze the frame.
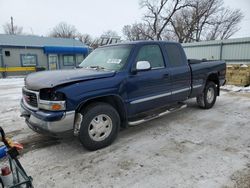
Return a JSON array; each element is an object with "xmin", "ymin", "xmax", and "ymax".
[{"xmin": 25, "ymin": 68, "xmax": 115, "ymax": 90}]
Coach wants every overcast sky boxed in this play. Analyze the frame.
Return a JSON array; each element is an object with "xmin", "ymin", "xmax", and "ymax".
[{"xmin": 0, "ymin": 0, "xmax": 249, "ymax": 39}]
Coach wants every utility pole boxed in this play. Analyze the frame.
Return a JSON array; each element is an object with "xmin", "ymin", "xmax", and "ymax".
[{"xmin": 11, "ymin": 16, "xmax": 14, "ymax": 34}]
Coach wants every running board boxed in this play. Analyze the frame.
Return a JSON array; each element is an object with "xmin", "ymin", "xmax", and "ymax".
[{"xmin": 128, "ymin": 104, "xmax": 187, "ymax": 126}]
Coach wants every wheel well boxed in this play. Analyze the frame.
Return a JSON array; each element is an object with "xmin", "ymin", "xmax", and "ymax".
[
  {"xmin": 76, "ymin": 95, "xmax": 127, "ymax": 128},
  {"xmin": 207, "ymin": 73, "xmax": 219, "ymax": 95}
]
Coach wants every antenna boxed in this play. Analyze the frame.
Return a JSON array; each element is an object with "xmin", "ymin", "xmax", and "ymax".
[
  {"xmin": 11, "ymin": 17, "xmax": 14, "ymax": 34},
  {"xmin": 30, "ymin": 27, "xmax": 34, "ymax": 35}
]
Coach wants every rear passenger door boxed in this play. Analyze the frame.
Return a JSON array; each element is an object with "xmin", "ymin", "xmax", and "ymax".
[
  {"xmin": 126, "ymin": 44, "xmax": 172, "ymax": 115},
  {"xmin": 164, "ymin": 44, "xmax": 191, "ymax": 102}
]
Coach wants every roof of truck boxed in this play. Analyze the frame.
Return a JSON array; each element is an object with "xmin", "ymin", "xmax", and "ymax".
[
  {"xmin": 123, "ymin": 40, "xmax": 179, "ymax": 45},
  {"xmin": 100, "ymin": 40, "xmax": 179, "ymax": 48}
]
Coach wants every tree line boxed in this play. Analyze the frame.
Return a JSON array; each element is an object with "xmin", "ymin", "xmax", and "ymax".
[
  {"xmin": 2, "ymin": 0, "xmax": 243, "ymax": 44},
  {"xmin": 2, "ymin": 21, "xmax": 118, "ymax": 47},
  {"xmin": 123, "ymin": 0, "xmax": 243, "ymax": 42}
]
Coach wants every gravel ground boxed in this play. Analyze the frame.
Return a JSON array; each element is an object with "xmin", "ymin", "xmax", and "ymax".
[{"xmin": 0, "ymin": 78, "xmax": 249, "ymax": 188}]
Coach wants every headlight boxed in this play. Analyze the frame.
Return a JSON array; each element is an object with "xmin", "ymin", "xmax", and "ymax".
[
  {"xmin": 39, "ymin": 89, "xmax": 66, "ymax": 111},
  {"xmin": 39, "ymin": 89, "xmax": 66, "ymax": 101}
]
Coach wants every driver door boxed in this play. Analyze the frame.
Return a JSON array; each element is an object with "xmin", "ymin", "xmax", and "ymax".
[{"xmin": 126, "ymin": 44, "xmax": 172, "ymax": 116}]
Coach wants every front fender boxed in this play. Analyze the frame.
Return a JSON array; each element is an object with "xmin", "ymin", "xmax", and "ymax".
[{"xmin": 56, "ymin": 73, "xmax": 127, "ymax": 111}]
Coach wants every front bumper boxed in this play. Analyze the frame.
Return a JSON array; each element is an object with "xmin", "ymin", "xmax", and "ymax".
[{"xmin": 20, "ymin": 100, "xmax": 75, "ymax": 135}]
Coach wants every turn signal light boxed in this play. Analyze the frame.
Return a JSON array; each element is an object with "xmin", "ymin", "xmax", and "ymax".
[{"xmin": 51, "ymin": 104, "xmax": 62, "ymax": 110}]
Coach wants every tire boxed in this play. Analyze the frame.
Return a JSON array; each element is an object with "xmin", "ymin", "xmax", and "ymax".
[
  {"xmin": 196, "ymin": 81, "xmax": 217, "ymax": 109},
  {"xmin": 79, "ymin": 102, "xmax": 120, "ymax": 151}
]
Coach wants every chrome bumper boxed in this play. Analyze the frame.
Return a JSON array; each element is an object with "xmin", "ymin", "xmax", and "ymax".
[{"xmin": 20, "ymin": 102, "xmax": 75, "ymax": 134}]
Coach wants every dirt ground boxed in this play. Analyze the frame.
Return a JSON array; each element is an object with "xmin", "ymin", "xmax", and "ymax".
[{"xmin": 0, "ymin": 78, "xmax": 249, "ymax": 188}]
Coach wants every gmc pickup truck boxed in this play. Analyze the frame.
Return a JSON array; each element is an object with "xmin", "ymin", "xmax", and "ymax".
[{"xmin": 20, "ymin": 41, "xmax": 226, "ymax": 150}]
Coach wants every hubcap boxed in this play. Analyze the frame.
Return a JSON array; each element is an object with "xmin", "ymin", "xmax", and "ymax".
[
  {"xmin": 207, "ymin": 87, "xmax": 215, "ymax": 104},
  {"xmin": 88, "ymin": 114, "xmax": 113, "ymax": 142}
]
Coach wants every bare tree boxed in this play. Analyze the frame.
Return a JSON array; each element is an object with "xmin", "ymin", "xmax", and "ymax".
[
  {"xmin": 49, "ymin": 22, "xmax": 78, "ymax": 38},
  {"xmin": 122, "ymin": 23, "xmax": 153, "ymax": 41},
  {"xmin": 140, "ymin": 0, "xmax": 191, "ymax": 40},
  {"xmin": 101, "ymin": 30, "xmax": 119, "ymax": 37},
  {"xmin": 123, "ymin": 0, "xmax": 191, "ymax": 41},
  {"xmin": 171, "ymin": 0, "xmax": 220, "ymax": 42},
  {"xmin": 3, "ymin": 23, "xmax": 23, "ymax": 35},
  {"xmin": 170, "ymin": 7, "xmax": 198, "ymax": 43},
  {"xmin": 170, "ymin": 0, "xmax": 243, "ymax": 42},
  {"xmin": 77, "ymin": 33, "xmax": 93, "ymax": 45},
  {"xmin": 206, "ymin": 9, "xmax": 243, "ymax": 40},
  {"xmin": 49, "ymin": 22, "xmax": 95, "ymax": 46},
  {"xmin": 123, "ymin": 0, "xmax": 243, "ymax": 42}
]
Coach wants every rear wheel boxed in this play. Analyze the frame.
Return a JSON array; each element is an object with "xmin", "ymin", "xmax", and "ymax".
[
  {"xmin": 79, "ymin": 103, "xmax": 120, "ymax": 151},
  {"xmin": 197, "ymin": 81, "xmax": 217, "ymax": 109}
]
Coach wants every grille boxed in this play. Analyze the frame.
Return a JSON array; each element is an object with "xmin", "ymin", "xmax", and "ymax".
[{"xmin": 23, "ymin": 88, "xmax": 38, "ymax": 108}]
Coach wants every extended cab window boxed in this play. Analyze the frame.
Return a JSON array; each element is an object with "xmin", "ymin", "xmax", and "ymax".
[
  {"xmin": 136, "ymin": 45, "xmax": 164, "ymax": 69},
  {"xmin": 165, "ymin": 44, "xmax": 185, "ymax": 67}
]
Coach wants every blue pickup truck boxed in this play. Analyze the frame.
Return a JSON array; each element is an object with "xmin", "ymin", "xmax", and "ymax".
[{"xmin": 20, "ymin": 41, "xmax": 226, "ymax": 150}]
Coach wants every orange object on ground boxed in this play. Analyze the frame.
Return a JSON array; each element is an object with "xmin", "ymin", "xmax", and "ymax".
[
  {"xmin": 12, "ymin": 142, "xmax": 24, "ymax": 150},
  {"xmin": 4, "ymin": 137, "xmax": 23, "ymax": 150}
]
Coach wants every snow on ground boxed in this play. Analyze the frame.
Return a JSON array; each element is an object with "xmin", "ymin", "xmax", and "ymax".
[
  {"xmin": 221, "ymin": 85, "xmax": 250, "ymax": 93},
  {"xmin": 0, "ymin": 78, "xmax": 249, "ymax": 188}
]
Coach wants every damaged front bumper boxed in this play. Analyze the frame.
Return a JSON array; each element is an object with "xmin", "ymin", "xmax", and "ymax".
[{"xmin": 20, "ymin": 100, "xmax": 75, "ymax": 135}]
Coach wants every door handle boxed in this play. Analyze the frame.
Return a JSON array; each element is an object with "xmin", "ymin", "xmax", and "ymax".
[{"xmin": 163, "ymin": 73, "xmax": 169, "ymax": 78}]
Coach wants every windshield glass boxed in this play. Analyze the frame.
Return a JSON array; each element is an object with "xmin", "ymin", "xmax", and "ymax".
[{"xmin": 79, "ymin": 45, "xmax": 132, "ymax": 71}]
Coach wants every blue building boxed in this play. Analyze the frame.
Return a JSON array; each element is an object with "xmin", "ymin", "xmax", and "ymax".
[{"xmin": 0, "ymin": 34, "xmax": 90, "ymax": 76}]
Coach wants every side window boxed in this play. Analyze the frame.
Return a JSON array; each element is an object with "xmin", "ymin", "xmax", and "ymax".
[
  {"xmin": 136, "ymin": 45, "xmax": 164, "ymax": 69},
  {"xmin": 165, "ymin": 44, "xmax": 185, "ymax": 67},
  {"xmin": 63, "ymin": 55, "xmax": 75, "ymax": 66},
  {"xmin": 20, "ymin": 54, "xmax": 37, "ymax": 66}
]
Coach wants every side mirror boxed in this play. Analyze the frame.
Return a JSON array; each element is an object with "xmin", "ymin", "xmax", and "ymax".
[{"xmin": 136, "ymin": 61, "xmax": 151, "ymax": 71}]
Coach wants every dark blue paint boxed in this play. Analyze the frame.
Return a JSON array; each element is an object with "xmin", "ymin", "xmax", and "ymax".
[
  {"xmin": 21, "ymin": 100, "xmax": 64, "ymax": 121},
  {"xmin": 23, "ymin": 41, "xmax": 226, "ymax": 120}
]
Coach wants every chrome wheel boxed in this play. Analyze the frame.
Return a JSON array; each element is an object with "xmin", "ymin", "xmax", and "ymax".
[
  {"xmin": 88, "ymin": 114, "xmax": 113, "ymax": 142},
  {"xmin": 197, "ymin": 82, "xmax": 217, "ymax": 109},
  {"xmin": 206, "ymin": 87, "xmax": 215, "ymax": 104}
]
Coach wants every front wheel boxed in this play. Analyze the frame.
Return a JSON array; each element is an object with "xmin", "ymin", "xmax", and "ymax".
[
  {"xmin": 79, "ymin": 102, "xmax": 120, "ymax": 151},
  {"xmin": 196, "ymin": 81, "xmax": 217, "ymax": 109}
]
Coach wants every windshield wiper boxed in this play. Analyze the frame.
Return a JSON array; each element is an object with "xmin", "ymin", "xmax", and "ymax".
[{"xmin": 88, "ymin": 66, "xmax": 106, "ymax": 70}]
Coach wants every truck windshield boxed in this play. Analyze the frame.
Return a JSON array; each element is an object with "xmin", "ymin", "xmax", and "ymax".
[{"xmin": 79, "ymin": 45, "xmax": 132, "ymax": 71}]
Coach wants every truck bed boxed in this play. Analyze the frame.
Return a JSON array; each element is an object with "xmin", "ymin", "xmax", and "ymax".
[{"xmin": 188, "ymin": 59, "xmax": 226, "ymax": 98}]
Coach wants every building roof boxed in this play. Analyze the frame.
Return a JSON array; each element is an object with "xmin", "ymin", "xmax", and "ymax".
[
  {"xmin": 0, "ymin": 34, "xmax": 87, "ymax": 48},
  {"xmin": 182, "ymin": 37, "xmax": 250, "ymax": 47}
]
